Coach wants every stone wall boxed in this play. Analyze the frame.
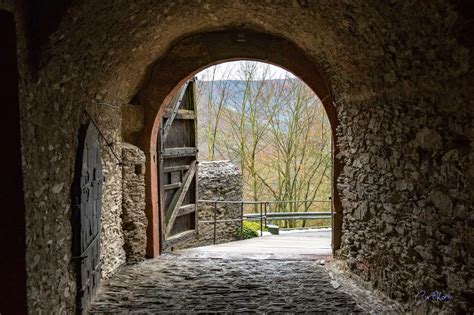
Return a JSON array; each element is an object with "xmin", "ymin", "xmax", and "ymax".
[
  {"xmin": 177, "ymin": 161, "xmax": 243, "ymax": 249},
  {"xmin": 121, "ymin": 143, "xmax": 147, "ymax": 262},
  {"xmin": 5, "ymin": 0, "xmax": 472, "ymax": 313},
  {"xmin": 95, "ymin": 104, "xmax": 126, "ymax": 280},
  {"xmin": 331, "ymin": 4, "xmax": 473, "ymax": 312},
  {"xmin": 337, "ymin": 93, "xmax": 473, "ymax": 312}
]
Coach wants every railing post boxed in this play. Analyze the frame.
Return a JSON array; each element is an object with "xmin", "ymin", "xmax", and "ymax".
[
  {"xmin": 240, "ymin": 201, "xmax": 244, "ymax": 240},
  {"xmin": 260, "ymin": 202, "xmax": 263, "ymax": 237},
  {"xmin": 264, "ymin": 202, "xmax": 267, "ymax": 228},
  {"xmin": 329, "ymin": 197, "xmax": 332, "ymax": 232},
  {"xmin": 213, "ymin": 201, "xmax": 217, "ymax": 245}
]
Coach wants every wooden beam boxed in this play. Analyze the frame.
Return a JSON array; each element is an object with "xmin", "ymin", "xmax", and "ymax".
[
  {"xmin": 163, "ymin": 230, "xmax": 197, "ymax": 249},
  {"xmin": 164, "ymin": 182, "xmax": 181, "ymax": 191},
  {"xmin": 164, "ymin": 109, "xmax": 195, "ymax": 120},
  {"xmin": 176, "ymin": 204, "xmax": 196, "ymax": 217},
  {"xmin": 163, "ymin": 165, "xmax": 190, "ymax": 173},
  {"xmin": 163, "ymin": 147, "xmax": 196, "ymax": 158},
  {"xmin": 191, "ymin": 79, "xmax": 199, "ymax": 238},
  {"xmin": 165, "ymin": 161, "xmax": 197, "ymax": 237},
  {"xmin": 161, "ymin": 82, "xmax": 189, "ymax": 143}
]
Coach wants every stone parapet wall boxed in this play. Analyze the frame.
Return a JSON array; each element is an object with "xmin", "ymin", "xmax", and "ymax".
[{"xmin": 176, "ymin": 161, "xmax": 243, "ymax": 249}]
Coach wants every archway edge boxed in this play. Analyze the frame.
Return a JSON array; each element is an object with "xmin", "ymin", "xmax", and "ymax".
[{"xmin": 137, "ymin": 29, "xmax": 342, "ymax": 257}]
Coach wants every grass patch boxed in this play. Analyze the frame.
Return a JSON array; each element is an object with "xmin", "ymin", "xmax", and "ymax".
[{"xmin": 237, "ymin": 221, "xmax": 267, "ymax": 239}]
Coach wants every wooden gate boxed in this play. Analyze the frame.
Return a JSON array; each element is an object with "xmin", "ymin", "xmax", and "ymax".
[
  {"xmin": 157, "ymin": 79, "xmax": 199, "ymax": 251},
  {"xmin": 72, "ymin": 122, "xmax": 103, "ymax": 314}
]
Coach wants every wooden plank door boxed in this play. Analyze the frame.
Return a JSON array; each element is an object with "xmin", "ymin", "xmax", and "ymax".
[
  {"xmin": 72, "ymin": 122, "xmax": 103, "ymax": 314},
  {"xmin": 157, "ymin": 79, "xmax": 198, "ymax": 251}
]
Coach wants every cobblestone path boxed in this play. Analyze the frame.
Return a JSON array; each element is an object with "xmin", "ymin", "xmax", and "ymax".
[{"xmin": 90, "ymin": 254, "xmax": 362, "ymax": 313}]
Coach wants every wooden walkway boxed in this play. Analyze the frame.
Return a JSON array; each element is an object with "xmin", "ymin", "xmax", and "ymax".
[{"xmin": 176, "ymin": 229, "xmax": 332, "ymax": 260}]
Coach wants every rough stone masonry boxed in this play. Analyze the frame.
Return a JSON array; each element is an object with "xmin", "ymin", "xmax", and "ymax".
[
  {"xmin": 121, "ymin": 143, "xmax": 147, "ymax": 263},
  {"xmin": 177, "ymin": 160, "xmax": 243, "ymax": 249}
]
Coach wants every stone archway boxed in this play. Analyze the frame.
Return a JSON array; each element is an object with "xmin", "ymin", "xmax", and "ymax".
[
  {"xmin": 135, "ymin": 29, "xmax": 343, "ymax": 257},
  {"xmin": 10, "ymin": 0, "xmax": 471, "ymax": 311}
]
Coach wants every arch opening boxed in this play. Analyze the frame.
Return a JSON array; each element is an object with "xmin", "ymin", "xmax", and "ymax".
[
  {"xmin": 134, "ymin": 29, "xmax": 343, "ymax": 257},
  {"xmin": 191, "ymin": 61, "xmax": 333, "ymax": 252}
]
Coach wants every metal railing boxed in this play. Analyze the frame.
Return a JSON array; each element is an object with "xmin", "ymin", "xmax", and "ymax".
[{"xmin": 197, "ymin": 199, "xmax": 332, "ymax": 244}]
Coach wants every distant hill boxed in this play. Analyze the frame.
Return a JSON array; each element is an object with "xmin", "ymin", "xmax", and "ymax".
[{"xmin": 195, "ymin": 78, "xmax": 304, "ymax": 109}]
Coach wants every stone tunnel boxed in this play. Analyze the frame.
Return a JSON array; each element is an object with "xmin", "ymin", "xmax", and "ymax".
[{"xmin": 0, "ymin": 0, "xmax": 472, "ymax": 313}]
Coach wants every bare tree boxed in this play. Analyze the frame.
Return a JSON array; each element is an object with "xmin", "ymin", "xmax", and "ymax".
[
  {"xmin": 196, "ymin": 61, "xmax": 331, "ymax": 228},
  {"xmin": 256, "ymin": 76, "xmax": 331, "ymax": 227},
  {"xmin": 196, "ymin": 64, "xmax": 233, "ymax": 160}
]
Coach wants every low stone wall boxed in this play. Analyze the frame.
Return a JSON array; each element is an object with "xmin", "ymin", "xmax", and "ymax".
[
  {"xmin": 177, "ymin": 161, "xmax": 243, "ymax": 249},
  {"xmin": 121, "ymin": 143, "xmax": 147, "ymax": 262}
]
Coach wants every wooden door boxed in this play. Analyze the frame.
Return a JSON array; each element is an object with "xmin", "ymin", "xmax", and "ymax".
[
  {"xmin": 157, "ymin": 79, "xmax": 198, "ymax": 251},
  {"xmin": 72, "ymin": 122, "xmax": 103, "ymax": 314}
]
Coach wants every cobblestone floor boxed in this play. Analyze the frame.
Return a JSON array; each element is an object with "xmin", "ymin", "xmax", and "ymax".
[{"xmin": 90, "ymin": 254, "xmax": 363, "ymax": 313}]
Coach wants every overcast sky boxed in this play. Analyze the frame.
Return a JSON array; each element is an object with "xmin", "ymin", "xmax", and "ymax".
[{"xmin": 195, "ymin": 60, "xmax": 296, "ymax": 81}]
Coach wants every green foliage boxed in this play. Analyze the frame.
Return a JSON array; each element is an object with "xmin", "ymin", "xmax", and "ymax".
[{"xmin": 238, "ymin": 221, "xmax": 266, "ymax": 239}]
